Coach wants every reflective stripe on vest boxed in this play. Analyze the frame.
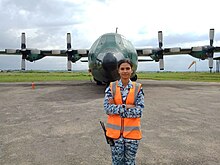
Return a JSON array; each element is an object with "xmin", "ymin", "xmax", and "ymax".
[{"xmin": 106, "ymin": 81, "xmax": 142, "ymax": 140}]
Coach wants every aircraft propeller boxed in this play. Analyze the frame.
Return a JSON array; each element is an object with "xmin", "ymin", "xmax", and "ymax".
[
  {"xmin": 154, "ymin": 29, "xmax": 218, "ymax": 72},
  {"xmin": 190, "ymin": 29, "xmax": 216, "ymax": 72},
  {"xmin": 208, "ymin": 28, "xmax": 214, "ymax": 72},
  {"xmin": 20, "ymin": 33, "xmax": 29, "ymax": 70},
  {"xmin": 138, "ymin": 31, "xmax": 165, "ymax": 70},
  {"xmin": 66, "ymin": 33, "xmax": 72, "ymax": 71},
  {"xmin": 66, "ymin": 33, "xmax": 88, "ymax": 71},
  {"xmin": 158, "ymin": 31, "xmax": 164, "ymax": 70}
]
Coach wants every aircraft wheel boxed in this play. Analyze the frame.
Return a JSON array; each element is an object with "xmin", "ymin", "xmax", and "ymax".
[
  {"xmin": 96, "ymin": 81, "xmax": 103, "ymax": 85},
  {"xmin": 94, "ymin": 78, "xmax": 103, "ymax": 85},
  {"xmin": 131, "ymin": 74, "xmax": 137, "ymax": 81}
]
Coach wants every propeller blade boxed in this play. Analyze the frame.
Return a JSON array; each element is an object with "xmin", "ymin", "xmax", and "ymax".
[
  {"xmin": 159, "ymin": 59, "xmax": 164, "ymax": 70},
  {"xmin": 208, "ymin": 29, "xmax": 214, "ymax": 71},
  {"xmin": 21, "ymin": 59, "xmax": 25, "ymax": 70},
  {"xmin": 208, "ymin": 57, "xmax": 213, "ymax": 69},
  {"xmin": 157, "ymin": 31, "xmax": 164, "ymax": 70},
  {"xmin": 21, "ymin": 32, "xmax": 27, "ymax": 70},
  {"xmin": 158, "ymin": 31, "xmax": 163, "ymax": 48},
  {"xmin": 66, "ymin": 33, "xmax": 72, "ymax": 71},
  {"xmin": 67, "ymin": 60, "xmax": 72, "ymax": 71},
  {"xmin": 67, "ymin": 33, "xmax": 71, "ymax": 50},
  {"xmin": 21, "ymin": 32, "xmax": 26, "ymax": 50},
  {"xmin": 209, "ymin": 28, "xmax": 214, "ymax": 46}
]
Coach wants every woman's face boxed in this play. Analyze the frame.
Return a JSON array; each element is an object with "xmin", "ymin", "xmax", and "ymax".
[{"xmin": 118, "ymin": 62, "xmax": 133, "ymax": 79}]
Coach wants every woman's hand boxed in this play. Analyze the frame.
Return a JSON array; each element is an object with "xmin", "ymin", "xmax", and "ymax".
[
  {"xmin": 108, "ymin": 98, "xmax": 135, "ymax": 109},
  {"xmin": 126, "ymin": 104, "xmax": 135, "ymax": 109},
  {"xmin": 108, "ymin": 98, "xmax": 115, "ymax": 104}
]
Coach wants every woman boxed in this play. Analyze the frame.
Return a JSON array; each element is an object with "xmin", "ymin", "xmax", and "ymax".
[{"xmin": 103, "ymin": 59, "xmax": 145, "ymax": 165}]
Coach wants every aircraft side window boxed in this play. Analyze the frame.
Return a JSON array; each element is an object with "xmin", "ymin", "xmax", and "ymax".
[
  {"xmin": 125, "ymin": 40, "xmax": 135, "ymax": 51},
  {"xmin": 99, "ymin": 36, "xmax": 106, "ymax": 46},
  {"xmin": 122, "ymin": 39, "xmax": 129, "ymax": 48},
  {"xmin": 116, "ymin": 35, "xmax": 123, "ymax": 45},
  {"xmin": 90, "ymin": 39, "xmax": 99, "ymax": 53},
  {"xmin": 128, "ymin": 53, "xmax": 135, "ymax": 60}
]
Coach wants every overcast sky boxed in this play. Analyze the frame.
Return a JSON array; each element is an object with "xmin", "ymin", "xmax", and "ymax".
[{"xmin": 1, "ymin": 0, "xmax": 220, "ymax": 71}]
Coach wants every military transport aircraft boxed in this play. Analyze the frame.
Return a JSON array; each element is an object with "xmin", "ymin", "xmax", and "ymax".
[{"xmin": 1, "ymin": 29, "xmax": 220, "ymax": 85}]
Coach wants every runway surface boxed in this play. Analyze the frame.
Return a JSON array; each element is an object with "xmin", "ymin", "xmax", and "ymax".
[{"xmin": 0, "ymin": 80, "xmax": 220, "ymax": 165}]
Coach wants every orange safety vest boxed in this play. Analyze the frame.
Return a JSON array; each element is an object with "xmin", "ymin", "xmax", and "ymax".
[{"xmin": 106, "ymin": 81, "xmax": 142, "ymax": 140}]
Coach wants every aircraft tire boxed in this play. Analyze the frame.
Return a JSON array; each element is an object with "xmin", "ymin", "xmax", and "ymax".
[
  {"xmin": 96, "ymin": 81, "xmax": 103, "ymax": 85},
  {"xmin": 94, "ymin": 78, "xmax": 103, "ymax": 85},
  {"xmin": 131, "ymin": 74, "xmax": 137, "ymax": 81}
]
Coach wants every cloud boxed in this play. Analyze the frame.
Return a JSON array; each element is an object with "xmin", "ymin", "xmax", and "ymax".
[
  {"xmin": 0, "ymin": 0, "xmax": 220, "ymax": 71},
  {"xmin": 1, "ymin": 0, "xmax": 220, "ymax": 48},
  {"xmin": 0, "ymin": 0, "xmax": 90, "ymax": 49}
]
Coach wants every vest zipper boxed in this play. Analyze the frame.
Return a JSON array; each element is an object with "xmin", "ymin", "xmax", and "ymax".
[
  {"xmin": 121, "ymin": 92, "xmax": 127, "ymax": 137},
  {"xmin": 120, "ymin": 86, "xmax": 130, "ymax": 137}
]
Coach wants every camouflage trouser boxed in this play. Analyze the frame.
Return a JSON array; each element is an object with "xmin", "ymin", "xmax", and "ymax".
[{"xmin": 111, "ymin": 137, "xmax": 140, "ymax": 165}]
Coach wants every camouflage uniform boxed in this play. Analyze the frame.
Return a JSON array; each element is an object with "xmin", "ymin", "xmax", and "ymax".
[{"xmin": 104, "ymin": 79, "xmax": 144, "ymax": 165}]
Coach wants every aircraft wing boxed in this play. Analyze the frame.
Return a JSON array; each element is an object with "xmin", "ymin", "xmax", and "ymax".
[
  {"xmin": 0, "ymin": 49, "xmax": 21, "ymax": 55},
  {"xmin": 136, "ymin": 48, "xmax": 191, "ymax": 56},
  {"xmin": 0, "ymin": 49, "xmax": 65, "ymax": 56},
  {"xmin": 40, "ymin": 50, "xmax": 89, "ymax": 57},
  {"xmin": 0, "ymin": 49, "xmax": 89, "ymax": 57},
  {"xmin": 136, "ymin": 29, "xmax": 220, "ymax": 71},
  {"xmin": 0, "ymin": 33, "xmax": 89, "ymax": 71}
]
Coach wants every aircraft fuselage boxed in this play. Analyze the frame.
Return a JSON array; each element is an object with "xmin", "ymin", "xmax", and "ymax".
[{"xmin": 88, "ymin": 33, "xmax": 138, "ymax": 84}]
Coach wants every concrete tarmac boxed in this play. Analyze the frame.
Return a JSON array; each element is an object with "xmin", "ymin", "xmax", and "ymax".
[{"xmin": 0, "ymin": 80, "xmax": 220, "ymax": 165}]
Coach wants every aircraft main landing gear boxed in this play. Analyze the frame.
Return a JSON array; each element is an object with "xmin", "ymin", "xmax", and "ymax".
[{"xmin": 94, "ymin": 78, "xmax": 103, "ymax": 85}]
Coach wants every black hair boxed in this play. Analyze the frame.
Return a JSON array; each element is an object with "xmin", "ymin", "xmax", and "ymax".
[{"xmin": 118, "ymin": 59, "xmax": 133, "ymax": 69}]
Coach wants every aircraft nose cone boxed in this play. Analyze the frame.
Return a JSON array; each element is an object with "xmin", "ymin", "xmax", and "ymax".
[{"xmin": 102, "ymin": 53, "xmax": 117, "ymax": 71}]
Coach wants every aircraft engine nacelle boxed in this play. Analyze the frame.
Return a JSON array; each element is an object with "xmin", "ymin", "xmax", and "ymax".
[
  {"xmin": 66, "ymin": 49, "xmax": 87, "ymax": 63},
  {"xmin": 69, "ymin": 53, "xmax": 81, "ymax": 63},
  {"xmin": 190, "ymin": 45, "xmax": 215, "ymax": 71},
  {"xmin": 150, "ymin": 53, "xmax": 160, "ymax": 62},
  {"xmin": 190, "ymin": 46, "xmax": 212, "ymax": 60},
  {"xmin": 147, "ymin": 31, "xmax": 165, "ymax": 70},
  {"xmin": 189, "ymin": 29, "xmax": 215, "ymax": 72},
  {"xmin": 147, "ymin": 48, "xmax": 164, "ymax": 70},
  {"xmin": 142, "ymin": 48, "xmax": 163, "ymax": 62},
  {"xmin": 26, "ymin": 53, "xmax": 45, "ymax": 62}
]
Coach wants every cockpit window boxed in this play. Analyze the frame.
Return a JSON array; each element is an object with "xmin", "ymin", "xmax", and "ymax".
[
  {"xmin": 90, "ymin": 33, "xmax": 124, "ymax": 51},
  {"xmin": 98, "ymin": 34, "xmax": 116, "ymax": 47},
  {"xmin": 105, "ymin": 35, "xmax": 115, "ymax": 44}
]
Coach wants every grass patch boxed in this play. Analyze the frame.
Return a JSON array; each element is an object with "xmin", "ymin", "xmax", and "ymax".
[
  {"xmin": 137, "ymin": 72, "xmax": 220, "ymax": 82},
  {"xmin": 0, "ymin": 71, "xmax": 92, "ymax": 82},
  {"xmin": 0, "ymin": 71, "xmax": 219, "ymax": 82}
]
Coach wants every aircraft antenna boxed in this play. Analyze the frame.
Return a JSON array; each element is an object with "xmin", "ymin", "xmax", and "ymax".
[{"xmin": 116, "ymin": 27, "xmax": 118, "ymax": 33}]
